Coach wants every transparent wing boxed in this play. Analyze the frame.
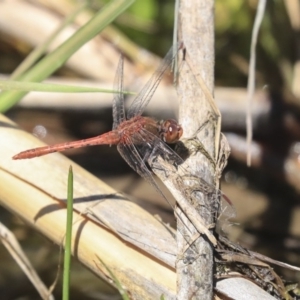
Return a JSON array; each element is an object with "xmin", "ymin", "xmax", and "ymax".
[
  {"xmin": 117, "ymin": 139, "xmax": 174, "ymax": 208},
  {"xmin": 112, "ymin": 55, "xmax": 126, "ymax": 129},
  {"xmin": 128, "ymin": 128, "xmax": 236, "ymax": 226},
  {"xmin": 158, "ymin": 145, "xmax": 235, "ymax": 229},
  {"xmin": 127, "ymin": 46, "xmax": 176, "ymax": 119}
]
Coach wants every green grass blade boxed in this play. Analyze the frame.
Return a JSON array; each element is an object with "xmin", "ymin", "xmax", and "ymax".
[
  {"xmin": 0, "ymin": 80, "xmax": 134, "ymax": 95},
  {"xmin": 0, "ymin": 0, "xmax": 135, "ymax": 112},
  {"xmin": 96, "ymin": 256, "xmax": 130, "ymax": 300},
  {"xmin": 10, "ymin": 2, "xmax": 89, "ymax": 80},
  {"xmin": 62, "ymin": 166, "xmax": 74, "ymax": 300}
]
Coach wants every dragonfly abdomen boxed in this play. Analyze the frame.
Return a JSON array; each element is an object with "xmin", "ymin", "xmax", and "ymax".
[{"xmin": 13, "ymin": 130, "xmax": 121, "ymax": 159}]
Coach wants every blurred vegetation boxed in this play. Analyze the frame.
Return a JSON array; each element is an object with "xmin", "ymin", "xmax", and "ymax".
[
  {"xmin": 101, "ymin": 0, "xmax": 175, "ymax": 53},
  {"xmin": 1, "ymin": 0, "xmax": 295, "ymax": 89},
  {"xmin": 1, "ymin": 0, "xmax": 300, "ymax": 299},
  {"xmin": 98, "ymin": 0, "xmax": 296, "ymax": 90}
]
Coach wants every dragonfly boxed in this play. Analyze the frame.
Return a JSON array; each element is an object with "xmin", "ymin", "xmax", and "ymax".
[
  {"xmin": 13, "ymin": 46, "xmax": 235, "ymax": 245},
  {"xmin": 13, "ymin": 47, "xmax": 184, "ymax": 203}
]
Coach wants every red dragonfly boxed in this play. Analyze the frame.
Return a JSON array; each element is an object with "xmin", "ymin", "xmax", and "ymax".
[
  {"xmin": 13, "ymin": 48, "xmax": 183, "ymax": 199},
  {"xmin": 13, "ymin": 47, "xmax": 235, "ymax": 237}
]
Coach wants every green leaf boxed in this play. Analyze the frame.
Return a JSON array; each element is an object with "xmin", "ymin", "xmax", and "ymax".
[
  {"xmin": 62, "ymin": 166, "xmax": 74, "ymax": 300},
  {"xmin": 0, "ymin": 0, "xmax": 135, "ymax": 112},
  {"xmin": 0, "ymin": 80, "xmax": 134, "ymax": 95}
]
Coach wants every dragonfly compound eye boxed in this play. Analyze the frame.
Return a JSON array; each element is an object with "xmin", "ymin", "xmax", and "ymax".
[{"xmin": 161, "ymin": 119, "xmax": 183, "ymax": 144}]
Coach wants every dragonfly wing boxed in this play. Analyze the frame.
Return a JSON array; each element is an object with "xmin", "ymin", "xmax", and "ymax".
[
  {"xmin": 137, "ymin": 128, "xmax": 184, "ymax": 168},
  {"xmin": 133, "ymin": 128, "xmax": 236, "ymax": 226},
  {"xmin": 127, "ymin": 46, "xmax": 177, "ymax": 119},
  {"xmin": 117, "ymin": 141, "xmax": 173, "ymax": 207},
  {"xmin": 112, "ymin": 55, "xmax": 126, "ymax": 129}
]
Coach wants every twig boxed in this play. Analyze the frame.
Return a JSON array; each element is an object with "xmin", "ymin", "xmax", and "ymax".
[
  {"xmin": 246, "ymin": 0, "xmax": 267, "ymax": 166},
  {"xmin": 176, "ymin": 1, "xmax": 219, "ymax": 298},
  {"xmin": 0, "ymin": 222, "xmax": 54, "ymax": 300}
]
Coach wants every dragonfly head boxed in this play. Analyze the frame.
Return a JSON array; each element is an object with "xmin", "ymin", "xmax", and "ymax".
[{"xmin": 159, "ymin": 119, "xmax": 183, "ymax": 144}]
